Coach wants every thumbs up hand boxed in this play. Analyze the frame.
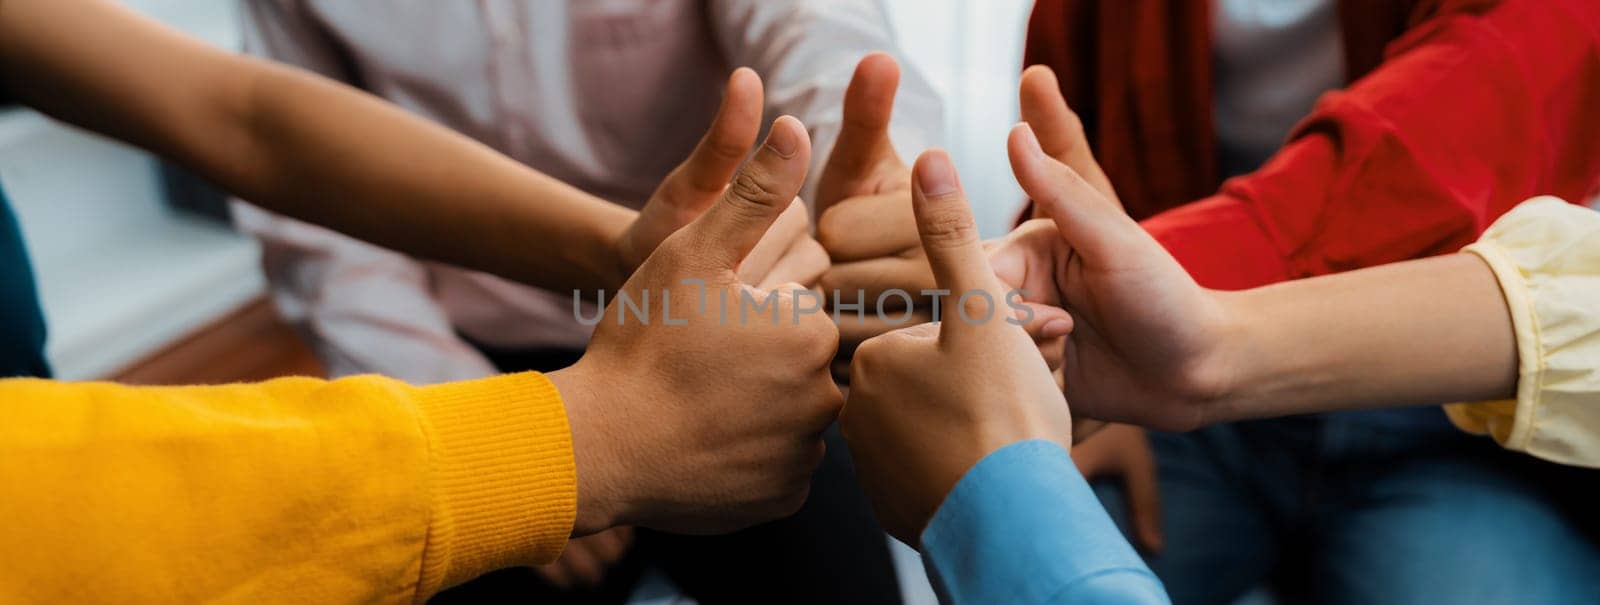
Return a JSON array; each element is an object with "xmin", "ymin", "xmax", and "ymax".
[
  {"xmin": 987, "ymin": 119, "xmax": 1238, "ymax": 434},
  {"xmin": 553, "ymin": 117, "xmax": 844, "ymax": 536},
  {"xmin": 814, "ymin": 54, "xmax": 942, "ymax": 365},
  {"xmin": 616, "ymin": 68, "xmax": 828, "ymax": 291},
  {"xmin": 816, "ymin": 53, "xmax": 912, "ymax": 211},
  {"xmin": 839, "ymin": 150, "xmax": 1072, "ymax": 547}
]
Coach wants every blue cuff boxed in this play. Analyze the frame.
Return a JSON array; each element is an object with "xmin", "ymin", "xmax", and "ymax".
[{"xmin": 920, "ymin": 440, "xmax": 1169, "ymax": 604}]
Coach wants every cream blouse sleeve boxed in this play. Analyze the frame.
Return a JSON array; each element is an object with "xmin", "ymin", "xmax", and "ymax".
[{"xmin": 1446, "ymin": 196, "xmax": 1600, "ymax": 468}]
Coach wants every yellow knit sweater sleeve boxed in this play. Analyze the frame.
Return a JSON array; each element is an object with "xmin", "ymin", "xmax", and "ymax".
[{"xmin": 0, "ymin": 371, "xmax": 576, "ymax": 604}]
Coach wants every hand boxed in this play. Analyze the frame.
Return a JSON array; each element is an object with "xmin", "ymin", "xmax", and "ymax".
[
  {"xmin": 532, "ymin": 527, "xmax": 634, "ymax": 590},
  {"xmin": 1071, "ymin": 425, "xmax": 1163, "ymax": 553},
  {"xmin": 989, "ymin": 111, "xmax": 1239, "ymax": 432},
  {"xmin": 814, "ymin": 54, "xmax": 937, "ymax": 360},
  {"xmin": 616, "ymin": 68, "xmax": 829, "ymax": 290},
  {"xmin": 840, "ymin": 150, "xmax": 1072, "ymax": 547},
  {"xmin": 550, "ymin": 117, "xmax": 844, "ymax": 535}
]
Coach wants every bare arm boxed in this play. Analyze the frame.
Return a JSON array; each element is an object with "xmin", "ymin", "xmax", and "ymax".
[
  {"xmin": 993, "ymin": 117, "xmax": 1522, "ymax": 432},
  {"xmin": 0, "ymin": 0, "xmax": 634, "ymax": 291},
  {"xmin": 1216, "ymin": 253, "xmax": 1517, "ymax": 419}
]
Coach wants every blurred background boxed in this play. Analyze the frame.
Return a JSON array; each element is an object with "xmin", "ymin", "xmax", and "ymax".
[
  {"xmin": 1, "ymin": 5, "xmax": 1030, "ymax": 601},
  {"xmin": 4, "ymin": 3, "xmax": 1596, "ymax": 605},
  {"xmin": 0, "ymin": 0, "xmax": 1030, "ymax": 384}
]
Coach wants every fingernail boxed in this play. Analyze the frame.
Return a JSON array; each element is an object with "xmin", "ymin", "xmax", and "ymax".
[
  {"xmin": 1041, "ymin": 318, "xmax": 1072, "ymax": 338},
  {"xmin": 916, "ymin": 150, "xmax": 958, "ymax": 196},
  {"xmin": 1016, "ymin": 123, "xmax": 1045, "ymax": 159},
  {"xmin": 766, "ymin": 118, "xmax": 800, "ymax": 158}
]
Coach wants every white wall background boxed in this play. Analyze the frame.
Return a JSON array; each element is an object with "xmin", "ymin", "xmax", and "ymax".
[
  {"xmin": 0, "ymin": 2, "xmax": 252, "ymax": 380},
  {"xmin": 885, "ymin": 0, "xmax": 1034, "ymax": 237}
]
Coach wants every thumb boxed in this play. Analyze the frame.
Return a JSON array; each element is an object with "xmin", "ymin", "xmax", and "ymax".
[
  {"xmin": 818, "ymin": 52, "xmax": 904, "ymax": 211},
  {"xmin": 665, "ymin": 67, "xmax": 765, "ymax": 202},
  {"xmin": 687, "ymin": 116, "xmax": 812, "ymax": 270},
  {"xmin": 909, "ymin": 150, "xmax": 1008, "ymax": 343},
  {"xmin": 1007, "ymin": 123, "xmax": 1141, "ymax": 268},
  {"xmin": 1019, "ymin": 65, "xmax": 1117, "ymax": 206}
]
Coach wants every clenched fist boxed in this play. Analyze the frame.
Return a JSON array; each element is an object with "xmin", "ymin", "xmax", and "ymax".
[{"xmin": 840, "ymin": 150, "xmax": 1072, "ymax": 546}]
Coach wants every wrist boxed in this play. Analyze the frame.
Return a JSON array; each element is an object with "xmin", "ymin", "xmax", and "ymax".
[
  {"xmin": 596, "ymin": 211, "xmax": 639, "ymax": 292},
  {"xmin": 546, "ymin": 363, "xmax": 630, "ymax": 535},
  {"xmin": 1205, "ymin": 287, "xmax": 1302, "ymax": 422}
]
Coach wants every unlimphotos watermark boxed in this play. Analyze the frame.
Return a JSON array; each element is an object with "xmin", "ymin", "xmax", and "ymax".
[{"xmin": 574, "ymin": 280, "xmax": 1035, "ymax": 327}]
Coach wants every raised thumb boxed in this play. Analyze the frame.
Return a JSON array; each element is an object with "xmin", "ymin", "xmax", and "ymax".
[
  {"xmin": 686, "ymin": 116, "xmax": 813, "ymax": 270},
  {"xmin": 817, "ymin": 52, "xmax": 903, "ymax": 212}
]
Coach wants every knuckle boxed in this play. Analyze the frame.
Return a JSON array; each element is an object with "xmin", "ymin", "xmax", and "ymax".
[
  {"xmin": 852, "ymin": 336, "xmax": 883, "ymax": 363},
  {"xmin": 816, "ymin": 207, "xmax": 850, "ymax": 252},
  {"xmin": 804, "ymin": 314, "xmax": 841, "ymax": 356},
  {"xmin": 850, "ymin": 337, "xmax": 890, "ymax": 375},
  {"xmin": 803, "ymin": 335, "xmax": 839, "ymax": 370},
  {"xmin": 792, "ymin": 240, "xmax": 832, "ymax": 279},
  {"xmin": 656, "ymin": 230, "xmax": 692, "ymax": 257},
  {"xmin": 816, "ymin": 378, "xmax": 845, "ymax": 416},
  {"xmin": 918, "ymin": 208, "xmax": 979, "ymax": 249},
  {"xmin": 785, "ymin": 202, "xmax": 814, "ymax": 229},
  {"xmin": 706, "ymin": 132, "xmax": 749, "ymax": 162},
  {"xmin": 815, "ymin": 268, "xmax": 847, "ymax": 294},
  {"xmin": 728, "ymin": 167, "xmax": 786, "ymax": 210}
]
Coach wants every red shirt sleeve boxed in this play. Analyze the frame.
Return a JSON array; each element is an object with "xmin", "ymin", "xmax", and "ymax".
[{"xmin": 1144, "ymin": 0, "xmax": 1600, "ymax": 290}]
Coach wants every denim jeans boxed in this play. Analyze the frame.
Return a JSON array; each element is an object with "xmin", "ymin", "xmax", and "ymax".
[{"xmin": 1096, "ymin": 410, "xmax": 1600, "ymax": 605}]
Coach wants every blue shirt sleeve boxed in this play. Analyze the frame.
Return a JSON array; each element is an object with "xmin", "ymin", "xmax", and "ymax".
[{"xmin": 920, "ymin": 440, "xmax": 1171, "ymax": 605}]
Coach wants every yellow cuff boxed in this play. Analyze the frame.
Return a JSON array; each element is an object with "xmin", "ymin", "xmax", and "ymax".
[
  {"xmin": 411, "ymin": 372, "xmax": 576, "ymax": 595},
  {"xmin": 1448, "ymin": 196, "xmax": 1600, "ymax": 469}
]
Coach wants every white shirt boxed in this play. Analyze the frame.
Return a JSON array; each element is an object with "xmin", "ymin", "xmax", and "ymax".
[{"xmin": 232, "ymin": 0, "xmax": 943, "ymax": 383}]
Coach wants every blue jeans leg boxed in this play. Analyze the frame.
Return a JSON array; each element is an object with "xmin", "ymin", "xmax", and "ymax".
[
  {"xmin": 1097, "ymin": 421, "xmax": 1311, "ymax": 605},
  {"xmin": 1314, "ymin": 436, "xmax": 1600, "ymax": 605}
]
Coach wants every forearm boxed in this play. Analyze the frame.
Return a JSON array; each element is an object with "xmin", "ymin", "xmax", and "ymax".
[
  {"xmin": 1215, "ymin": 253, "xmax": 1517, "ymax": 421},
  {"xmin": 232, "ymin": 65, "xmax": 633, "ymax": 291},
  {"xmin": 0, "ymin": 372, "xmax": 576, "ymax": 602},
  {"xmin": 0, "ymin": 0, "xmax": 634, "ymax": 292}
]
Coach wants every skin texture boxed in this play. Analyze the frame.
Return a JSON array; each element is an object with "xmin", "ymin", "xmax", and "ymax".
[
  {"xmin": 620, "ymin": 68, "xmax": 828, "ymax": 290},
  {"xmin": 840, "ymin": 150, "xmax": 1072, "ymax": 547},
  {"xmin": 813, "ymin": 54, "xmax": 929, "ymax": 356},
  {"xmin": 548, "ymin": 118, "xmax": 844, "ymax": 536},
  {"xmin": 991, "ymin": 112, "xmax": 1518, "ymax": 430},
  {"xmin": 815, "ymin": 58, "xmax": 1072, "ymax": 373},
  {"xmin": 986, "ymin": 66, "xmax": 1514, "ymax": 552},
  {"xmin": 0, "ymin": 0, "xmax": 835, "ymax": 552},
  {"xmin": 0, "ymin": 0, "xmax": 821, "ymax": 295}
]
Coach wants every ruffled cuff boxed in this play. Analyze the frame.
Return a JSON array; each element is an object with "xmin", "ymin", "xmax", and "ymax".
[{"xmin": 1446, "ymin": 196, "xmax": 1600, "ymax": 469}]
